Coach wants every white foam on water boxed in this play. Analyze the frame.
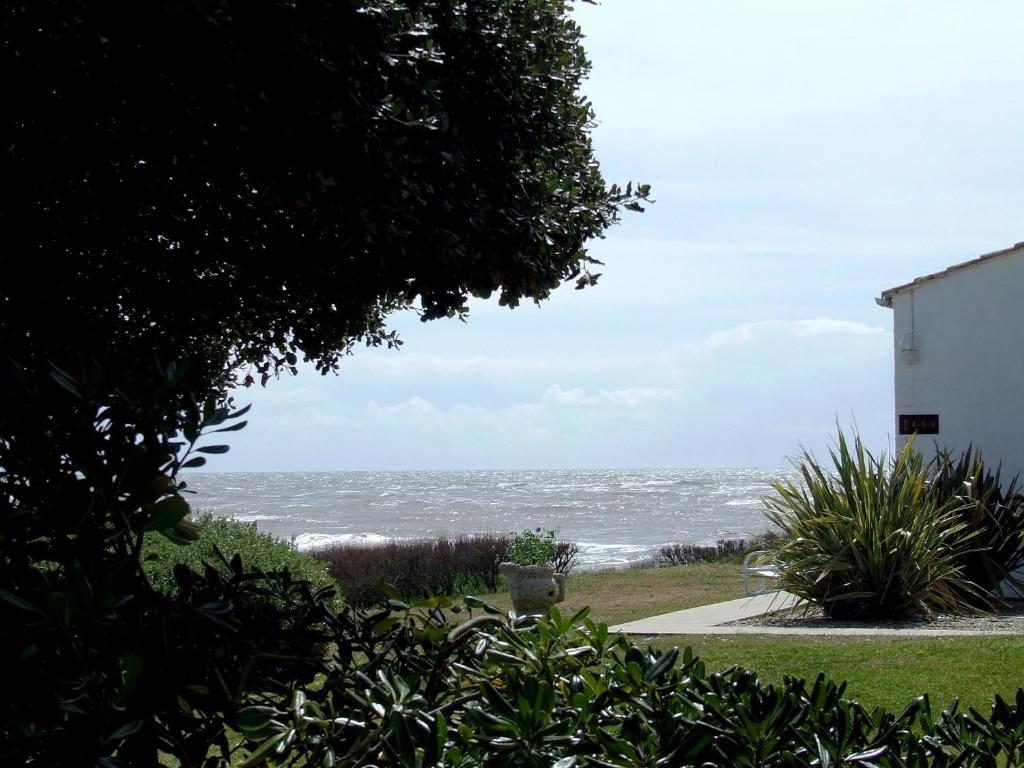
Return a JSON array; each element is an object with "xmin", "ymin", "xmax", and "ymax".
[
  {"xmin": 294, "ymin": 532, "xmax": 393, "ymax": 550},
  {"xmin": 574, "ymin": 541, "xmax": 653, "ymax": 568},
  {"xmin": 186, "ymin": 468, "xmax": 793, "ymax": 568}
]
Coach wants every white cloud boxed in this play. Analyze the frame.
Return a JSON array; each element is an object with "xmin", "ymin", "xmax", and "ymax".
[
  {"xmin": 367, "ymin": 396, "xmax": 439, "ymax": 417},
  {"xmin": 350, "ymin": 352, "xmax": 635, "ymax": 379},
  {"xmin": 212, "ymin": 315, "xmax": 894, "ymax": 471},
  {"xmin": 539, "ymin": 384, "xmax": 682, "ymax": 410},
  {"xmin": 691, "ymin": 319, "xmax": 885, "ymax": 352},
  {"xmin": 787, "ymin": 319, "xmax": 885, "ymax": 338}
]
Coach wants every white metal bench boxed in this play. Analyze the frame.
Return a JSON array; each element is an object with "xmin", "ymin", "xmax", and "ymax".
[{"xmin": 742, "ymin": 550, "xmax": 779, "ymax": 596}]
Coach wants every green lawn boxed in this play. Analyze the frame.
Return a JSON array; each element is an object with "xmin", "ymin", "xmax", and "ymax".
[
  {"xmin": 649, "ymin": 634, "xmax": 1024, "ymax": 715},
  {"xmin": 475, "ymin": 562, "xmax": 741, "ymax": 624},
  {"xmin": 479, "ymin": 562, "xmax": 1024, "ymax": 715}
]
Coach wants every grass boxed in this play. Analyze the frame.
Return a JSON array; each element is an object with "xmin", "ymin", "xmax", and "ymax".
[
  {"xmin": 171, "ymin": 561, "xmax": 1024, "ymax": 766},
  {"xmin": 477, "ymin": 562, "xmax": 1024, "ymax": 714},
  {"xmin": 474, "ymin": 562, "xmax": 741, "ymax": 625},
  {"xmin": 649, "ymin": 634, "xmax": 1024, "ymax": 715}
]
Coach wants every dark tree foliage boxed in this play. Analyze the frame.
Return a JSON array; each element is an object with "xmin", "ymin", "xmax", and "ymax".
[
  {"xmin": 1, "ymin": 0, "xmax": 647, "ymax": 399},
  {"xmin": 0, "ymin": 2, "xmax": 647, "ymax": 764},
  {"xmin": 0, "ymin": 360, "xmax": 338, "ymax": 766}
]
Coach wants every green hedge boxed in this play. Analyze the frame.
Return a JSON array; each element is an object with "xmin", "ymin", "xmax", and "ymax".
[
  {"xmin": 142, "ymin": 513, "xmax": 339, "ymax": 603},
  {"xmin": 237, "ymin": 597, "xmax": 1024, "ymax": 767},
  {"xmin": 310, "ymin": 533, "xmax": 580, "ymax": 606}
]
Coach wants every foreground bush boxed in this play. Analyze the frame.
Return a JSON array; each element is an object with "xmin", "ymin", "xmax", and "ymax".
[
  {"xmin": 764, "ymin": 431, "xmax": 983, "ymax": 619},
  {"xmin": 310, "ymin": 533, "xmax": 579, "ymax": 606},
  {"xmin": 238, "ymin": 595, "xmax": 1024, "ymax": 767},
  {"xmin": 0, "ymin": 360, "xmax": 336, "ymax": 767},
  {"xmin": 143, "ymin": 513, "xmax": 339, "ymax": 606}
]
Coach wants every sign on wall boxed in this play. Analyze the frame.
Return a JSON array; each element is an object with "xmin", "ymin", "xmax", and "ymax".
[{"xmin": 898, "ymin": 414, "xmax": 939, "ymax": 435}]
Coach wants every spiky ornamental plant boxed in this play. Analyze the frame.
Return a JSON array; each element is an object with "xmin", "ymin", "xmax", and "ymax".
[
  {"xmin": 929, "ymin": 446, "xmax": 1024, "ymax": 598},
  {"xmin": 763, "ymin": 430, "xmax": 987, "ymax": 620}
]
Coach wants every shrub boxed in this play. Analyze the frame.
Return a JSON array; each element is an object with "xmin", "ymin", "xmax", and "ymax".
[
  {"xmin": 310, "ymin": 535, "xmax": 510, "ymax": 606},
  {"xmin": 929, "ymin": 446, "xmax": 1024, "ymax": 597},
  {"xmin": 238, "ymin": 595, "xmax": 1024, "ymax": 767},
  {"xmin": 506, "ymin": 528, "xmax": 581, "ymax": 572},
  {"xmin": 143, "ymin": 513, "xmax": 339, "ymax": 606},
  {"xmin": 763, "ymin": 430, "xmax": 985, "ymax": 620},
  {"xmin": 506, "ymin": 527, "xmax": 557, "ymax": 566},
  {"xmin": 311, "ymin": 532, "xmax": 580, "ymax": 606},
  {"xmin": 552, "ymin": 538, "xmax": 581, "ymax": 574},
  {"xmin": 656, "ymin": 533, "xmax": 779, "ymax": 566},
  {"xmin": 0, "ymin": 359, "xmax": 335, "ymax": 766}
]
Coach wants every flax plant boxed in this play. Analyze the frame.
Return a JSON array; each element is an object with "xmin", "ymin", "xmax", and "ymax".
[
  {"xmin": 764, "ymin": 431, "xmax": 987, "ymax": 620},
  {"xmin": 929, "ymin": 447, "xmax": 1024, "ymax": 596}
]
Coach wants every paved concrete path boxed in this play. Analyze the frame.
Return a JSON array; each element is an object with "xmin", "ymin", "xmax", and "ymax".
[
  {"xmin": 610, "ymin": 591, "xmax": 800, "ymax": 635},
  {"xmin": 609, "ymin": 591, "xmax": 1021, "ymax": 637}
]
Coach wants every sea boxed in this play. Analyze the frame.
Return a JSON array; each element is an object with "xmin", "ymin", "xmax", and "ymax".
[{"xmin": 185, "ymin": 469, "xmax": 798, "ymax": 569}]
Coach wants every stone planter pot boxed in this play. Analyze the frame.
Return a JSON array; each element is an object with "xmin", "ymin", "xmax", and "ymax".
[{"xmin": 499, "ymin": 562, "xmax": 566, "ymax": 616}]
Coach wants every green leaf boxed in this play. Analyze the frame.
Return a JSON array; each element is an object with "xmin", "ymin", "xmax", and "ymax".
[
  {"xmin": 239, "ymin": 732, "xmax": 288, "ymax": 768},
  {"xmin": 116, "ymin": 652, "xmax": 142, "ymax": 704},
  {"xmin": 845, "ymin": 745, "xmax": 889, "ymax": 762},
  {"xmin": 643, "ymin": 646, "xmax": 679, "ymax": 683},
  {"xmin": 144, "ymin": 495, "xmax": 191, "ymax": 532},
  {"xmin": 464, "ymin": 595, "xmax": 505, "ymax": 614},
  {"xmin": 202, "ymin": 398, "xmax": 218, "ymax": 424},
  {"xmin": 210, "ymin": 420, "xmax": 248, "ymax": 433},
  {"xmin": 0, "ymin": 589, "xmax": 45, "ymax": 615},
  {"xmin": 49, "ymin": 366, "xmax": 83, "ymax": 399},
  {"xmin": 197, "ymin": 444, "xmax": 230, "ymax": 454},
  {"xmin": 106, "ymin": 719, "xmax": 144, "ymax": 743},
  {"xmin": 377, "ymin": 583, "xmax": 404, "ymax": 601},
  {"xmin": 161, "ymin": 518, "xmax": 201, "ymax": 545},
  {"xmin": 373, "ymin": 616, "xmax": 402, "ymax": 635},
  {"xmin": 237, "ymin": 706, "xmax": 281, "ymax": 737},
  {"xmin": 227, "ymin": 403, "xmax": 253, "ymax": 420}
]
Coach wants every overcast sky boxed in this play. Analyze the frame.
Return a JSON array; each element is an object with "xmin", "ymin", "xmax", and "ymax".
[{"xmin": 213, "ymin": 0, "xmax": 1024, "ymax": 472}]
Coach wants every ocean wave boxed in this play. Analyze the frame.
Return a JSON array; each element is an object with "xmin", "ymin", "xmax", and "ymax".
[
  {"xmin": 574, "ymin": 541, "xmax": 653, "ymax": 568},
  {"xmin": 294, "ymin": 532, "xmax": 393, "ymax": 550},
  {"xmin": 186, "ymin": 469, "xmax": 787, "ymax": 567}
]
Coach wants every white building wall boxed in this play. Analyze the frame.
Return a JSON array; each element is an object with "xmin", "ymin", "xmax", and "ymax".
[{"xmin": 889, "ymin": 248, "xmax": 1024, "ymax": 477}]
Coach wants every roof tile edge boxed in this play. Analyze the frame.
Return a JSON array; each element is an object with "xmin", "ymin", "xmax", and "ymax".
[{"xmin": 876, "ymin": 241, "xmax": 1024, "ymax": 308}]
